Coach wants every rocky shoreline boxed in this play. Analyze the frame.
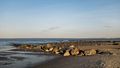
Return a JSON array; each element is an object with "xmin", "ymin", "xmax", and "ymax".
[
  {"xmin": 1, "ymin": 41, "xmax": 120, "ymax": 68},
  {"xmin": 11, "ymin": 41, "xmax": 120, "ymax": 57}
]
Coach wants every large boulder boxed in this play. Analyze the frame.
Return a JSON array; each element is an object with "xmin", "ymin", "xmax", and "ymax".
[
  {"xmin": 84, "ymin": 49, "xmax": 97, "ymax": 56},
  {"xmin": 70, "ymin": 48, "xmax": 79, "ymax": 56},
  {"xmin": 63, "ymin": 50, "xmax": 70, "ymax": 56},
  {"xmin": 52, "ymin": 47, "xmax": 59, "ymax": 54}
]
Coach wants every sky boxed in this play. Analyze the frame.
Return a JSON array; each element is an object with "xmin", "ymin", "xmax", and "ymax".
[{"xmin": 0, "ymin": 0, "xmax": 120, "ymax": 38}]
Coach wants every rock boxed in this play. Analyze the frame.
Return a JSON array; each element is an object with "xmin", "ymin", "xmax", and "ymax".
[
  {"xmin": 64, "ymin": 50, "xmax": 70, "ymax": 56},
  {"xmin": 49, "ymin": 47, "xmax": 53, "ymax": 51},
  {"xmin": 19, "ymin": 45, "xmax": 30, "ymax": 49},
  {"xmin": 45, "ymin": 49, "xmax": 49, "ymax": 52},
  {"xmin": 46, "ymin": 44, "xmax": 53, "ymax": 48},
  {"xmin": 32, "ymin": 45, "xmax": 43, "ymax": 52},
  {"xmin": 79, "ymin": 52, "xmax": 84, "ymax": 56},
  {"xmin": 84, "ymin": 49, "xmax": 97, "ymax": 56},
  {"xmin": 52, "ymin": 47, "xmax": 59, "ymax": 54},
  {"xmin": 33, "ymin": 46, "xmax": 42, "ymax": 49},
  {"xmin": 69, "ymin": 45, "xmax": 75, "ymax": 48},
  {"xmin": 70, "ymin": 48, "xmax": 79, "ymax": 56},
  {"xmin": 18, "ymin": 44, "xmax": 36, "ymax": 51},
  {"xmin": 58, "ymin": 47, "xmax": 62, "ymax": 50},
  {"xmin": 55, "ymin": 51, "xmax": 60, "ymax": 54},
  {"xmin": 41, "ymin": 46, "xmax": 47, "ymax": 51},
  {"xmin": 59, "ymin": 48, "xmax": 66, "ymax": 54},
  {"xmin": 78, "ymin": 50, "xmax": 85, "ymax": 56},
  {"xmin": 42, "ymin": 44, "xmax": 54, "ymax": 52}
]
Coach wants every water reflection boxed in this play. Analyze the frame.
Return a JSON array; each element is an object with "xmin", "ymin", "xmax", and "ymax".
[{"xmin": 0, "ymin": 51, "xmax": 56, "ymax": 68}]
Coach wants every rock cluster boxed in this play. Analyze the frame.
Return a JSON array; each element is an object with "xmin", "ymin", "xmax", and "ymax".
[{"xmin": 17, "ymin": 44, "xmax": 97, "ymax": 56}]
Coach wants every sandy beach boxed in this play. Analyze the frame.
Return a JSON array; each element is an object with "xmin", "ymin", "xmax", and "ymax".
[
  {"xmin": 0, "ymin": 40, "xmax": 120, "ymax": 68},
  {"xmin": 31, "ymin": 45, "xmax": 120, "ymax": 68}
]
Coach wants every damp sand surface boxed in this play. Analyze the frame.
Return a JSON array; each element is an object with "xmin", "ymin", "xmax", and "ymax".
[{"xmin": 32, "ymin": 45, "xmax": 120, "ymax": 68}]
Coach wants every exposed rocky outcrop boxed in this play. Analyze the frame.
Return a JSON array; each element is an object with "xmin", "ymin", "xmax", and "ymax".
[{"xmin": 15, "ymin": 43, "xmax": 114, "ymax": 57}]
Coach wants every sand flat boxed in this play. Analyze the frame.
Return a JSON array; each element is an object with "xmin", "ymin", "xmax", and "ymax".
[{"xmin": 32, "ymin": 45, "xmax": 120, "ymax": 68}]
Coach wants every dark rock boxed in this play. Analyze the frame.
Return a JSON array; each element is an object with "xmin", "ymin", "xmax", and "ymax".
[{"xmin": 79, "ymin": 50, "xmax": 85, "ymax": 56}]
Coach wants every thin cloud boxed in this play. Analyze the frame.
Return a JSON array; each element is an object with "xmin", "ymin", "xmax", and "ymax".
[
  {"xmin": 104, "ymin": 25, "xmax": 112, "ymax": 28},
  {"xmin": 48, "ymin": 27, "xmax": 60, "ymax": 30},
  {"xmin": 41, "ymin": 26, "xmax": 60, "ymax": 32}
]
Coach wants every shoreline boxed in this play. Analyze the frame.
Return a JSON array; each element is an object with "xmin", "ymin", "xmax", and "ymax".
[
  {"xmin": 0, "ymin": 50, "xmax": 57, "ymax": 68},
  {"xmin": 0, "ymin": 40, "xmax": 120, "ymax": 68},
  {"xmin": 0, "ymin": 46, "xmax": 120, "ymax": 68}
]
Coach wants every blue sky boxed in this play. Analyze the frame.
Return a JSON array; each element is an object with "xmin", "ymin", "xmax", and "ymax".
[{"xmin": 0, "ymin": 0, "xmax": 120, "ymax": 38}]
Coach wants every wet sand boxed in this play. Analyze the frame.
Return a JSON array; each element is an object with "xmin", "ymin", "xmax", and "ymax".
[
  {"xmin": 33, "ymin": 54, "xmax": 120, "ymax": 68},
  {"xmin": 33, "ymin": 55, "xmax": 105, "ymax": 68},
  {"xmin": 0, "ymin": 51, "xmax": 56, "ymax": 68}
]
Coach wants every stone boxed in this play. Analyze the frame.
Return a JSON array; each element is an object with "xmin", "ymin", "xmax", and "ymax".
[
  {"xmin": 46, "ymin": 44, "xmax": 53, "ymax": 48},
  {"xmin": 84, "ymin": 49, "xmax": 97, "ymax": 56},
  {"xmin": 55, "ymin": 51, "xmax": 60, "ymax": 54},
  {"xmin": 33, "ymin": 46, "xmax": 42, "ymax": 49},
  {"xmin": 45, "ymin": 49, "xmax": 49, "ymax": 52},
  {"xmin": 79, "ymin": 50, "xmax": 85, "ymax": 56},
  {"xmin": 41, "ymin": 46, "xmax": 47, "ymax": 51},
  {"xmin": 70, "ymin": 48, "xmax": 79, "ymax": 56},
  {"xmin": 49, "ymin": 47, "xmax": 53, "ymax": 51},
  {"xmin": 42, "ymin": 44, "xmax": 54, "ymax": 52},
  {"xmin": 52, "ymin": 47, "xmax": 59, "ymax": 54},
  {"xmin": 69, "ymin": 45, "xmax": 75, "ymax": 48},
  {"xmin": 19, "ymin": 45, "xmax": 29, "ymax": 49},
  {"xmin": 59, "ymin": 48, "xmax": 66, "ymax": 54},
  {"xmin": 58, "ymin": 47, "xmax": 62, "ymax": 50},
  {"xmin": 63, "ymin": 50, "xmax": 70, "ymax": 56}
]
